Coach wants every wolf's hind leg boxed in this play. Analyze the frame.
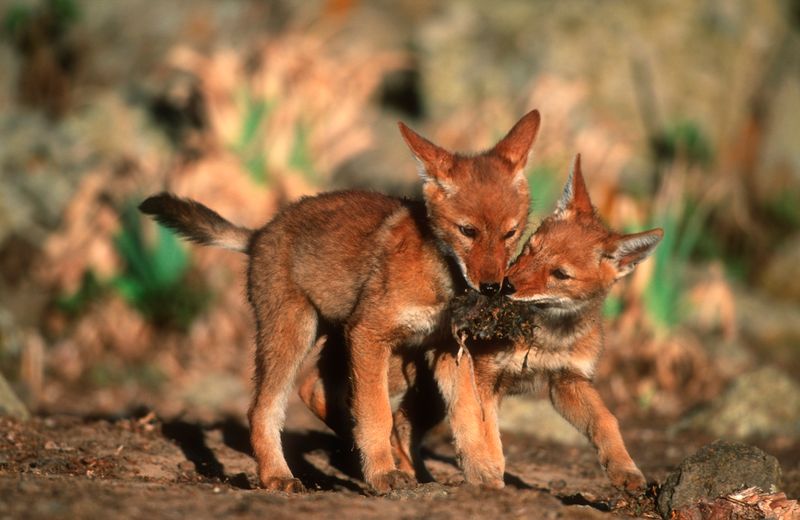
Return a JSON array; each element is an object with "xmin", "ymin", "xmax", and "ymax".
[{"xmin": 249, "ymin": 288, "xmax": 318, "ymax": 493}]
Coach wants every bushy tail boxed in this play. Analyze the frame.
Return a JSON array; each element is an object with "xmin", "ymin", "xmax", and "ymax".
[{"xmin": 138, "ymin": 193, "xmax": 253, "ymax": 253}]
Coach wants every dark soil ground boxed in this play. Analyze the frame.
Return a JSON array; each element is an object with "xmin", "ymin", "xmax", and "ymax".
[{"xmin": 1, "ymin": 397, "xmax": 799, "ymax": 520}]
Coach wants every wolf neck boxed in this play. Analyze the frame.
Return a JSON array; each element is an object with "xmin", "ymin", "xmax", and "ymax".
[
  {"xmin": 535, "ymin": 298, "xmax": 603, "ymax": 351},
  {"xmin": 405, "ymin": 198, "xmax": 437, "ymax": 240}
]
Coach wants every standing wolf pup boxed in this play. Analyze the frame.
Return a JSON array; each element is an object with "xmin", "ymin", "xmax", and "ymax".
[
  {"xmin": 301, "ymin": 155, "xmax": 661, "ymax": 492},
  {"xmin": 139, "ymin": 110, "xmax": 540, "ymax": 492}
]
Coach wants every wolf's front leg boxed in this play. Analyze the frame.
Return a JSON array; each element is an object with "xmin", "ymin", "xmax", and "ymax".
[
  {"xmin": 435, "ymin": 352, "xmax": 505, "ymax": 488},
  {"xmin": 349, "ymin": 328, "xmax": 416, "ymax": 493},
  {"xmin": 548, "ymin": 372, "xmax": 645, "ymax": 493},
  {"xmin": 478, "ymin": 387, "xmax": 504, "ymax": 478}
]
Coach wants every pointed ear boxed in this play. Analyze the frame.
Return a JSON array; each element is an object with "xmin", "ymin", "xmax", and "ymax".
[
  {"xmin": 610, "ymin": 228, "xmax": 663, "ymax": 279},
  {"xmin": 398, "ymin": 122, "xmax": 454, "ymax": 186},
  {"xmin": 492, "ymin": 109, "xmax": 541, "ymax": 171},
  {"xmin": 555, "ymin": 154, "xmax": 593, "ymax": 217}
]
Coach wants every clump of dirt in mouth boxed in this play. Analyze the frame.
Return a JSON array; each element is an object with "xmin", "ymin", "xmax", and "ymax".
[{"xmin": 450, "ymin": 291, "xmax": 538, "ymax": 343}]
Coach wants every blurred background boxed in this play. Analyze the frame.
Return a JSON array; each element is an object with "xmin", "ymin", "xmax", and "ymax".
[{"xmin": 0, "ymin": 0, "xmax": 798, "ymax": 444}]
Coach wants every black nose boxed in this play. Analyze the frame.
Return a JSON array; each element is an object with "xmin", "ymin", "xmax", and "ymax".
[
  {"xmin": 479, "ymin": 282, "xmax": 502, "ymax": 296},
  {"xmin": 501, "ymin": 277, "xmax": 516, "ymax": 295}
]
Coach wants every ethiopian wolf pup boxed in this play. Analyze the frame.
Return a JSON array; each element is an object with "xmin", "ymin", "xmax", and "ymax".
[
  {"xmin": 462, "ymin": 155, "xmax": 661, "ymax": 491},
  {"xmin": 139, "ymin": 110, "xmax": 540, "ymax": 492}
]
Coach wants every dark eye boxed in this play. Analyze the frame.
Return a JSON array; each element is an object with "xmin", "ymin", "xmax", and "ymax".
[
  {"xmin": 551, "ymin": 268, "xmax": 571, "ymax": 280},
  {"xmin": 503, "ymin": 228, "xmax": 517, "ymax": 240},
  {"xmin": 458, "ymin": 225, "xmax": 477, "ymax": 238}
]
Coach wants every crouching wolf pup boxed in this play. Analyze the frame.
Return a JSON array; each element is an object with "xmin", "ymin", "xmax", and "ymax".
[
  {"xmin": 300, "ymin": 154, "xmax": 661, "ymax": 492},
  {"xmin": 138, "ymin": 110, "xmax": 540, "ymax": 493}
]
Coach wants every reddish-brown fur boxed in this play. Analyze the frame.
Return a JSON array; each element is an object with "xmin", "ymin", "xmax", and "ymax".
[
  {"xmin": 139, "ymin": 110, "xmax": 540, "ymax": 493},
  {"xmin": 298, "ymin": 155, "xmax": 662, "ymax": 492}
]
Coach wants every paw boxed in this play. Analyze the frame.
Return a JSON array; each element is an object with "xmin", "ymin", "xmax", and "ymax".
[
  {"xmin": 462, "ymin": 458, "xmax": 505, "ymax": 489},
  {"xmin": 606, "ymin": 463, "xmax": 646, "ymax": 494},
  {"xmin": 369, "ymin": 469, "xmax": 417, "ymax": 494},
  {"xmin": 393, "ymin": 446, "xmax": 416, "ymax": 476},
  {"xmin": 262, "ymin": 476, "xmax": 306, "ymax": 493},
  {"xmin": 476, "ymin": 476, "xmax": 505, "ymax": 489}
]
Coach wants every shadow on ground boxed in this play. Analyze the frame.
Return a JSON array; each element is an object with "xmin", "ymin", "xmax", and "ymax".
[{"xmin": 160, "ymin": 416, "xmax": 364, "ymax": 492}]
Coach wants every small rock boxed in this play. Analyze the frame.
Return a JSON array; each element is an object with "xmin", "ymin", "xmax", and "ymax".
[
  {"xmin": 737, "ymin": 292, "xmax": 800, "ymax": 366},
  {"xmin": 657, "ymin": 440, "xmax": 782, "ymax": 518},
  {"xmin": 384, "ymin": 482, "xmax": 448, "ymax": 500},
  {"xmin": 685, "ymin": 366, "xmax": 800, "ymax": 438}
]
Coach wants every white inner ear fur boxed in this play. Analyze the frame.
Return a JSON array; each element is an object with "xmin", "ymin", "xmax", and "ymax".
[
  {"xmin": 613, "ymin": 233, "xmax": 661, "ymax": 279},
  {"xmin": 615, "ymin": 233, "xmax": 661, "ymax": 260},
  {"xmin": 555, "ymin": 169, "xmax": 575, "ymax": 216},
  {"xmin": 614, "ymin": 262, "xmax": 637, "ymax": 280},
  {"xmin": 512, "ymin": 168, "xmax": 527, "ymax": 188},
  {"xmin": 416, "ymin": 158, "xmax": 457, "ymax": 196}
]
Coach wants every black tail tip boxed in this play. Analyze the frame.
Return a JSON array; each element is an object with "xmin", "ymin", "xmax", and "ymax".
[{"xmin": 138, "ymin": 192, "xmax": 172, "ymax": 215}]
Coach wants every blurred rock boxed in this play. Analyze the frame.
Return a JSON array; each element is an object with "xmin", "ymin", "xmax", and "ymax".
[
  {"xmin": 684, "ymin": 366, "xmax": 800, "ymax": 439},
  {"xmin": 498, "ymin": 396, "xmax": 587, "ymax": 445},
  {"xmin": 657, "ymin": 441, "xmax": 782, "ymax": 518},
  {"xmin": 737, "ymin": 290, "xmax": 800, "ymax": 372},
  {"xmin": 0, "ymin": 307, "xmax": 24, "ymax": 357},
  {"xmin": 180, "ymin": 372, "xmax": 247, "ymax": 419},
  {"xmin": 0, "ymin": 372, "xmax": 29, "ymax": 420},
  {"xmin": 0, "ymin": 93, "xmax": 166, "ymax": 266},
  {"xmin": 0, "ymin": 112, "xmax": 80, "ymax": 243},
  {"xmin": 760, "ymin": 234, "xmax": 800, "ymax": 303},
  {"xmin": 703, "ymin": 339, "xmax": 755, "ymax": 381}
]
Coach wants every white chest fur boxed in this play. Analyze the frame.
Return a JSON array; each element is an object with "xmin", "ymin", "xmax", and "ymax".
[
  {"xmin": 498, "ymin": 343, "xmax": 596, "ymax": 381},
  {"xmin": 396, "ymin": 304, "xmax": 446, "ymax": 345}
]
